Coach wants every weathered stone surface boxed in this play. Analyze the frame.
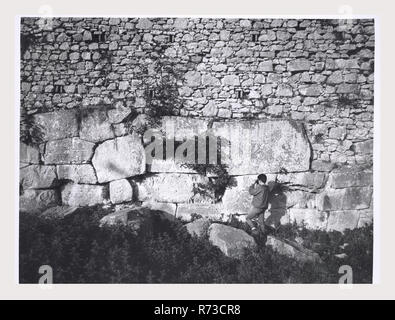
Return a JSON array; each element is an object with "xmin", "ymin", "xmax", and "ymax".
[
  {"xmin": 222, "ymin": 75, "xmax": 240, "ymax": 86},
  {"xmin": 79, "ymin": 109, "xmax": 115, "ymax": 142},
  {"xmin": 176, "ymin": 203, "xmax": 222, "ymax": 221},
  {"xmin": 287, "ymin": 59, "xmax": 311, "ymax": 72},
  {"xmin": 184, "ymin": 71, "xmax": 201, "ymax": 87},
  {"xmin": 277, "ymin": 84, "xmax": 293, "ymax": 96},
  {"xmin": 61, "ymin": 184, "xmax": 107, "ymax": 206},
  {"xmin": 329, "ymin": 171, "xmax": 373, "ymax": 188},
  {"xmin": 56, "ymin": 164, "xmax": 97, "ymax": 184},
  {"xmin": 289, "ymin": 208, "xmax": 328, "ymax": 230},
  {"xmin": 212, "ymin": 120, "xmax": 311, "ymax": 175},
  {"xmin": 44, "ymin": 138, "xmax": 95, "ymax": 164},
  {"xmin": 354, "ymin": 140, "xmax": 373, "ymax": 154},
  {"xmin": 135, "ymin": 173, "xmax": 207, "ymax": 203},
  {"xmin": 357, "ymin": 209, "xmax": 373, "ymax": 228},
  {"xmin": 109, "ymin": 179, "xmax": 133, "ymax": 204},
  {"xmin": 326, "ymin": 210, "xmax": 360, "ymax": 232},
  {"xmin": 185, "ymin": 218, "xmax": 211, "ymax": 237},
  {"xmin": 266, "ymin": 235, "xmax": 322, "ymax": 264},
  {"xmin": 20, "ymin": 165, "xmax": 57, "ymax": 189},
  {"xmin": 208, "ymin": 223, "xmax": 256, "ymax": 258},
  {"xmin": 161, "ymin": 116, "xmax": 208, "ymax": 140},
  {"xmin": 33, "ymin": 110, "xmax": 78, "ymax": 141},
  {"xmin": 107, "ymin": 103, "xmax": 131, "ymax": 124},
  {"xmin": 19, "ymin": 189, "xmax": 59, "ymax": 213},
  {"xmin": 258, "ymin": 61, "xmax": 273, "ymax": 72},
  {"xmin": 92, "ymin": 134, "xmax": 145, "ymax": 183},
  {"xmin": 317, "ymin": 187, "xmax": 372, "ymax": 211},
  {"xmin": 20, "ymin": 143, "xmax": 40, "ymax": 164},
  {"xmin": 136, "ymin": 18, "xmax": 153, "ymax": 29},
  {"xmin": 311, "ymin": 160, "xmax": 335, "ymax": 172},
  {"xmin": 285, "ymin": 190, "xmax": 316, "ymax": 209},
  {"xmin": 40, "ymin": 205, "xmax": 79, "ymax": 219}
]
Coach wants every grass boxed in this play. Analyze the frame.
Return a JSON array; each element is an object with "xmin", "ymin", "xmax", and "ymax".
[{"xmin": 19, "ymin": 207, "xmax": 373, "ymax": 284}]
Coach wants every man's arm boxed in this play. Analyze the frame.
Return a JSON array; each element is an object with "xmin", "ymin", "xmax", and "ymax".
[{"xmin": 248, "ymin": 183, "xmax": 260, "ymax": 195}]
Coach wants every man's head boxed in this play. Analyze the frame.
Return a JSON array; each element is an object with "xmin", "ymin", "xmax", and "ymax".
[{"xmin": 257, "ymin": 174, "xmax": 267, "ymax": 185}]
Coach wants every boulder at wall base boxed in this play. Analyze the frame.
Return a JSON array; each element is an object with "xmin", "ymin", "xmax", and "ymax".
[
  {"xmin": 212, "ymin": 119, "xmax": 311, "ymax": 175},
  {"xmin": 265, "ymin": 235, "xmax": 323, "ymax": 264},
  {"xmin": 185, "ymin": 218, "xmax": 211, "ymax": 237},
  {"xmin": 61, "ymin": 184, "xmax": 108, "ymax": 207},
  {"xmin": 208, "ymin": 223, "xmax": 256, "ymax": 259},
  {"xmin": 100, "ymin": 206, "xmax": 179, "ymax": 234},
  {"xmin": 19, "ymin": 189, "xmax": 59, "ymax": 214},
  {"xmin": 176, "ymin": 203, "xmax": 223, "ymax": 221},
  {"xmin": 92, "ymin": 134, "xmax": 146, "ymax": 183},
  {"xmin": 40, "ymin": 205, "xmax": 79, "ymax": 219}
]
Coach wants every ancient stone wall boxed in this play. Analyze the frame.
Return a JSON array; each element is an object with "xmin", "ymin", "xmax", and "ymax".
[{"xmin": 19, "ymin": 18, "xmax": 374, "ymax": 231}]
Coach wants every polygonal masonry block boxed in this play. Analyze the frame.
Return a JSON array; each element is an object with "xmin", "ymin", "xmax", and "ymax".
[
  {"xmin": 212, "ymin": 120, "xmax": 311, "ymax": 175},
  {"xmin": 92, "ymin": 134, "xmax": 145, "ymax": 183}
]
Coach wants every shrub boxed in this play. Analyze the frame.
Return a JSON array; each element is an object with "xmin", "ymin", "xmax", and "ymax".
[{"xmin": 19, "ymin": 209, "xmax": 373, "ymax": 283}]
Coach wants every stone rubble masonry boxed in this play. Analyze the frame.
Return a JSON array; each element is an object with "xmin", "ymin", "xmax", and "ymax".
[{"xmin": 19, "ymin": 18, "xmax": 374, "ymax": 231}]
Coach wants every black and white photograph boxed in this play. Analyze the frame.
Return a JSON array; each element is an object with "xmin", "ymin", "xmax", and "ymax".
[{"xmin": 18, "ymin": 16, "xmax": 375, "ymax": 284}]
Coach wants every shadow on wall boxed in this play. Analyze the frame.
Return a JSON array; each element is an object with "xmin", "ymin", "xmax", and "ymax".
[{"xmin": 265, "ymin": 182, "xmax": 289, "ymax": 228}]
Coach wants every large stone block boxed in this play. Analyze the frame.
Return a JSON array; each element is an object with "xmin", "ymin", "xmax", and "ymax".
[
  {"xmin": 33, "ymin": 110, "xmax": 78, "ymax": 141},
  {"xmin": 56, "ymin": 164, "xmax": 97, "ymax": 184},
  {"xmin": 61, "ymin": 184, "xmax": 107, "ymax": 207},
  {"xmin": 146, "ymin": 116, "xmax": 210, "ymax": 173},
  {"xmin": 277, "ymin": 172, "xmax": 327, "ymax": 190},
  {"xmin": 326, "ymin": 210, "xmax": 360, "ymax": 232},
  {"xmin": 44, "ymin": 138, "xmax": 95, "ymax": 164},
  {"xmin": 329, "ymin": 171, "xmax": 373, "ymax": 188},
  {"xmin": 212, "ymin": 120, "xmax": 311, "ymax": 175},
  {"xmin": 176, "ymin": 203, "xmax": 223, "ymax": 221},
  {"xmin": 208, "ymin": 223, "xmax": 256, "ymax": 258},
  {"xmin": 20, "ymin": 165, "xmax": 57, "ymax": 189},
  {"xmin": 20, "ymin": 143, "xmax": 40, "ymax": 165},
  {"xmin": 289, "ymin": 208, "xmax": 328, "ymax": 230},
  {"xmin": 317, "ymin": 187, "xmax": 372, "ymax": 211},
  {"xmin": 135, "ymin": 173, "xmax": 208, "ymax": 203},
  {"xmin": 287, "ymin": 59, "xmax": 311, "ymax": 72},
  {"xmin": 79, "ymin": 109, "xmax": 115, "ymax": 142},
  {"xmin": 185, "ymin": 218, "xmax": 211, "ymax": 237},
  {"xmin": 109, "ymin": 179, "xmax": 133, "ymax": 204},
  {"xmin": 92, "ymin": 134, "xmax": 145, "ymax": 183},
  {"xmin": 19, "ymin": 189, "xmax": 59, "ymax": 213}
]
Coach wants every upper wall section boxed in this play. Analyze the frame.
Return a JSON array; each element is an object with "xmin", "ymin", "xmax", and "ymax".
[{"xmin": 20, "ymin": 18, "xmax": 374, "ymax": 167}]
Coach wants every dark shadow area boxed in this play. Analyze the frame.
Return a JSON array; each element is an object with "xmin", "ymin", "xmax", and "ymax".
[{"xmin": 265, "ymin": 181, "xmax": 290, "ymax": 229}]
